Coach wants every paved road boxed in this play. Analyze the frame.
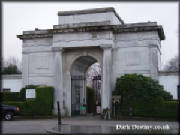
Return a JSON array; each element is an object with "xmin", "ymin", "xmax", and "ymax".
[{"xmin": 1, "ymin": 116, "xmax": 179, "ymax": 134}]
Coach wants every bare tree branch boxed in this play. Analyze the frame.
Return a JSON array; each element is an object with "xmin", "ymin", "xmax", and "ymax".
[
  {"xmin": 86, "ymin": 62, "xmax": 101, "ymax": 87},
  {"xmin": 163, "ymin": 55, "xmax": 179, "ymax": 71}
]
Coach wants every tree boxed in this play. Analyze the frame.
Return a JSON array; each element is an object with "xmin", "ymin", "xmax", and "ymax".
[
  {"xmin": 86, "ymin": 62, "xmax": 101, "ymax": 87},
  {"xmin": 2, "ymin": 64, "xmax": 21, "ymax": 74},
  {"xmin": 164, "ymin": 55, "xmax": 179, "ymax": 71},
  {"xmin": 113, "ymin": 74, "xmax": 173, "ymax": 116},
  {"xmin": 2, "ymin": 57, "xmax": 22, "ymax": 74},
  {"xmin": 113, "ymin": 74, "xmax": 173, "ymax": 102},
  {"xmin": 86, "ymin": 86, "xmax": 96, "ymax": 113}
]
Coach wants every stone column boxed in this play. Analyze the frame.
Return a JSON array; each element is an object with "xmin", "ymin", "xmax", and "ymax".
[
  {"xmin": 101, "ymin": 45, "xmax": 112, "ymax": 111},
  {"xmin": 53, "ymin": 47, "xmax": 63, "ymax": 114}
]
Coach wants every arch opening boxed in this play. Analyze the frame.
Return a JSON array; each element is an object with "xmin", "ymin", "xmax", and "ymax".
[{"xmin": 70, "ymin": 56, "xmax": 101, "ymax": 116}]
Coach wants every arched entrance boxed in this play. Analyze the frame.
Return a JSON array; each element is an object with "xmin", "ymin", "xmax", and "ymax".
[{"xmin": 70, "ymin": 56, "xmax": 101, "ymax": 115}]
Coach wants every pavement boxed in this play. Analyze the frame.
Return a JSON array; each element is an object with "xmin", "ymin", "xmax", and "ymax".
[{"xmin": 1, "ymin": 116, "xmax": 179, "ymax": 134}]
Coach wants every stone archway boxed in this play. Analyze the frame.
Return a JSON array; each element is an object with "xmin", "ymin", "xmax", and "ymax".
[
  {"xmin": 17, "ymin": 7, "xmax": 164, "ymax": 117},
  {"xmin": 52, "ymin": 46, "xmax": 113, "ymax": 116},
  {"xmin": 60, "ymin": 47, "xmax": 106, "ymax": 116}
]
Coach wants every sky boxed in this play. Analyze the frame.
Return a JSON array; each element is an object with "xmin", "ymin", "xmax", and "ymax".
[{"xmin": 2, "ymin": 2, "xmax": 179, "ymax": 69}]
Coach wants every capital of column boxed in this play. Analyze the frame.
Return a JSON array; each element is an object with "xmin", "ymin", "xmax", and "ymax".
[
  {"xmin": 149, "ymin": 44, "xmax": 158, "ymax": 48},
  {"xmin": 52, "ymin": 47, "xmax": 64, "ymax": 52},
  {"xmin": 22, "ymin": 51, "xmax": 29, "ymax": 54},
  {"xmin": 100, "ymin": 44, "xmax": 112, "ymax": 49}
]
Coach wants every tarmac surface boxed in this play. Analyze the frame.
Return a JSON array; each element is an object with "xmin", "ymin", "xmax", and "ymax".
[{"xmin": 1, "ymin": 116, "xmax": 179, "ymax": 134}]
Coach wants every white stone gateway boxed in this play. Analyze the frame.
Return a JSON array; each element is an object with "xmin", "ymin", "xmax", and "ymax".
[{"xmin": 17, "ymin": 7, "xmax": 165, "ymax": 116}]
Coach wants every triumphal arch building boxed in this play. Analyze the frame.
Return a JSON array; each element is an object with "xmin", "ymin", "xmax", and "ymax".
[{"xmin": 17, "ymin": 7, "xmax": 165, "ymax": 116}]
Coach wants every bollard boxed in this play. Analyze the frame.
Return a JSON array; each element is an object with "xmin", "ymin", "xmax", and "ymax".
[{"xmin": 57, "ymin": 101, "xmax": 61, "ymax": 125}]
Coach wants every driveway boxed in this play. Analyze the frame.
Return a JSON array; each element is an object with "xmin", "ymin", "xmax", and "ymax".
[{"xmin": 1, "ymin": 116, "xmax": 179, "ymax": 134}]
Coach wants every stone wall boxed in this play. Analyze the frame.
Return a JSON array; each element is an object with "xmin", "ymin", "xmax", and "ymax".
[
  {"xmin": 112, "ymin": 31, "xmax": 161, "ymax": 90},
  {"xmin": 22, "ymin": 38, "xmax": 55, "ymax": 87},
  {"xmin": 2, "ymin": 74, "xmax": 22, "ymax": 92}
]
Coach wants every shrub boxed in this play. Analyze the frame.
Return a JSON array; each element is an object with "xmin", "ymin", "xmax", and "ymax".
[
  {"xmin": 113, "ymin": 74, "xmax": 174, "ymax": 117},
  {"xmin": 86, "ymin": 86, "xmax": 96, "ymax": 113},
  {"xmin": 3, "ymin": 85, "xmax": 54, "ymax": 116}
]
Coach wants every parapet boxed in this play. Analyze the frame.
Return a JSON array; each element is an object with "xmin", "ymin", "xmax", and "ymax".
[{"xmin": 57, "ymin": 7, "xmax": 124, "ymax": 25}]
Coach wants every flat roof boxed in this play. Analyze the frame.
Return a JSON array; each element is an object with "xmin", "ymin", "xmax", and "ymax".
[{"xmin": 58, "ymin": 7, "xmax": 124, "ymax": 24}]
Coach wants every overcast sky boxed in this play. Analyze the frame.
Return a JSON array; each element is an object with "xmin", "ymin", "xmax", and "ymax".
[{"xmin": 2, "ymin": 2, "xmax": 179, "ymax": 69}]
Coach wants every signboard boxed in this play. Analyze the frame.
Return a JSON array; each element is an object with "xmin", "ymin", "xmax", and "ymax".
[
  {"xmin": 80, "ymin": 106, "xmax": 86, "ymax": 111},
  {"xmin": 26, "ymin": 89, "xmax": 36, "ymax": 99}
]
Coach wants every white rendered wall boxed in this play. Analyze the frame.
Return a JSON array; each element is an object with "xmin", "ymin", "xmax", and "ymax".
[
  {"xmin": 22, "ymin": 38, "xmax": 55, "ymax": 87},
  {"xmin": 159, "ymin": 75, "xmax": 179, "ymax": 99},
  {"xmin": 2, "ymin": 75, "xmax": 22, "ymax": 92}
]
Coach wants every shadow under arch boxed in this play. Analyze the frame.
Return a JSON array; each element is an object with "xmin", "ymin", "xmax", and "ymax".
[{"xmin": 71, "ymin": 56, "xmax": 98, "ymax": 76}]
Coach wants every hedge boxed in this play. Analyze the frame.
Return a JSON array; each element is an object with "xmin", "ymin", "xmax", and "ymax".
[
  {"xmin": 34, "ymin": 86, "xmax": 54, "ymax": 115},
  {"xmin": 120, "ymin": 97, "xmax": 164, "ymax": 117},
  {"xmin": 118, "ymin": 100, "xmax": 179, "ymax": 119},
  {"xmin": 1, "ymin": 92, "xmax": 22, "ymax": 101},
  {"xmin": 158, "ymin": 101, "xmax": 179, "ymax": 119},
  {"xmin": 86, "ymin": 86, "xmax": 96, "ymax": 113},
  {"xmin": 3, "ymin": 85, "xmax": 54, "ymax": 116}
]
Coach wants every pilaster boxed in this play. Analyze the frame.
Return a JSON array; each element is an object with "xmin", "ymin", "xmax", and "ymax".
[
  {"xmin": 101, "ymin": 45, "xmax": 112, "ymax": 110},
  {"xmin": 53, "ymin": 47, "xmax": 64, "ymax": 113}
]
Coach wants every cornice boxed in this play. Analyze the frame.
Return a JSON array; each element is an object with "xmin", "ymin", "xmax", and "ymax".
[
  {"xmin": 17, "ymin": 23, "xmax": 165, "ymax": 40},
  {"xmin": 17, "ymin": 33, "xmax": 52, "ymax": 40}
]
